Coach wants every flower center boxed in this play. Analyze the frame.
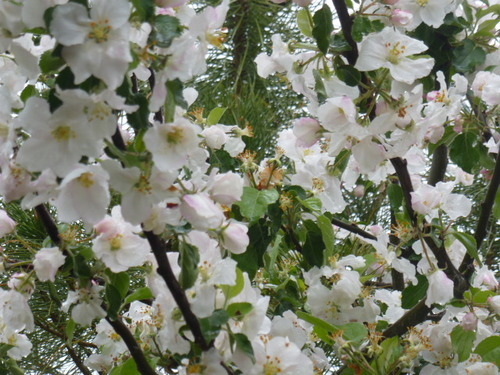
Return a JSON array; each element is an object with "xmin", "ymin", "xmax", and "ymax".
[
  {"xmin": 135, "ymin": 175, "xmax": 152, "ymax": 194},
  {"xmin": 263, "ymin": 357, "xmax": 282, "ymax": 375},
  {"xmin": 88, "ymin": 102, "xmax": 112, "ymax": 121},
  {"xmin": 88, "ymin": 19, "xmax": 112, "ymax": 43},
  {"xmin": 165, "ymin": 126, "xmax": 184, "ymax": 144},
  {"xmin": 110, "ymin": 234, "xmax": 123, "ymax": 251},
  {"xmin": 312, "ymin": 177, "xmax": 325, "ymax": 193},
  {"xmin": 416, "ymin": 0, "xmax": 429, "ymax": 6},
  {"xmin": 52, "ymin": 125, "xmax": 76, "ymax": 141},
  {"xmin": 77, "ymin": 172, "xmax": 95, "ymax": 188},
  {"xmin": 386, "ymin": 42, "xmax": 406, "ymax": 64}
]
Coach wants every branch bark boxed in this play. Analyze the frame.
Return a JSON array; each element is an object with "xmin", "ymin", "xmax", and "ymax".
[
  {"xmin": 106, "ymin": 317, "xmax": 158, "ymax": 375},
  {"xmin": 35, "ymin": 204, "xmax": 61, "ymax": 246},
  {"xmin": 332, "ymin": 0, "xmax": 358, "ymax": 65},
  {"xmin": 460, "ymin": 150, "xmax": 500, "ymax": 279},
  {"xmin": 383, "ymin": 299, "xmax": 431, "ymax": 338},
  {"xmin": 143, "ymin": 230, "xmax": 210, "ymax": 350}
]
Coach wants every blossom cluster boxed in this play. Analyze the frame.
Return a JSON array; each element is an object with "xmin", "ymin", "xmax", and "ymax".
[{"xmin": 0, "ymin": 0, "xmax": 499, "ymax": 374}]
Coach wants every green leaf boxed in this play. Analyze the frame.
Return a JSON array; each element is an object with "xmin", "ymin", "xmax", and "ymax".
[
  {"xmin": 110, "ymin": 357, "xmax": 139, "ymax": 375},
  {"xmin": 336, "ymin": 65, "xmax": 361, "ymax": 86},
  {"xmin": 387, "ymin": 183, "xmax": 404, "ymax": 212},
  {"xmin": 449, "ymin": 132, "xmax": 480, "ymax": 173},
  {"xmin": 126, "ymin": 94, "xmax": 150, "ymax": 131},
  {"xmin": 107, "ymin": 271, "xmax": 130, "ymax": 298},
  {"xmin": 200, "ymin": 310, "xmax": 229, "ymax": 342},
  {"xmin": 237, "ymin": 187, "xmax": 279, "ymax": 221},
  {"xmin": 178, "ymin": 242, "xmax": 200, "ymax": 290},
  {"xmin": 297, "ymin": 8, "xmax": 313, "ymax": 37},
  {"xmin": 493, "ymin": 190, "xmax": 500, "ymax": 220},
  {"xmin": 226, "ymin": 302, "xmax": 253, "ymax": 318},
  {"xmin": 65, "ymin": 319, "xmax": 76, "ymax": 344},
  {"xmin": 374, "ymin": 337, "xmax": 402, "ymax": 374},
  {"xmin": 20, "ymin": 85, "xmax": 37, "ymax": 103},
  {"xmin": 123, "ymin": 287, "xmax": 153, "ymax": 306},
  {"xmin": 474, "ymin": 336, "xmax": 500, "ymax": 365},
  {"xmin": 313, "ymin": 69, "xmax": 327, "ymax": 104},
  {"xmin": 447, "ymin": 231, "xmax": 482, "ymax": 267},
  {"xmin": 352, "ymin": 17, "xmax": 384, "ymax": 42},
  {"xmin": 317, "ymin": 214, "xmax": 335, "ymax": 258},
  {"xmin": 341, "ymin": 322, "xmax": 368, "ymax": 343},
  {"xmin": 312, "ymin": 4, "xmax": 333, "ymax": 54},
  {"xmin": 106, "ymin": 284, "xmax": 123, "ymax": 321},
  {"xmin": 151, "ymin": 15, "xmax": 182, "ymax": 48},
  {"xmin": 302, "ymin": 220, "xmax": 325, "ymax": 267},
  {"xmin": 451, "ymin": 325, "xmax": 476, "ymax": 362},
  {"xmin": 452, "ymin": 39, "xmax": 486, "ymax": 73},
  {"xmin": 207, "ymin": 107, "xmax": 227, "ymax": 126},
  {"xmin": 296, "ymin": 311, "xmax": 339, "ymax": 333},
  {"xmin": 233, "ymin": 333, "xmax": 255, "ymax": 362},
  {"xmin": 299, "ymin": 196, "xmax": 322, "ymax": 212},
  {"xmin": 165, "ymin": 79, "xmax": 188, "ymax": 122},
  {"xmin": 221, "ymin": 268, "xmax": 245, "ymax": 299},
  {"xmin": 131, "ymin": 0, "xmax": 155, "ymax": 22},
  {"xmin": 402, "ymin": 274, "xmax": 428, "ymax": 309},
  {"xmin": 39, "ymin": 49, "xmax": 65, "ymax": 74},
  {"xmin": 72, "ymin": 254, "xmax": 92, "ymax": 285}
]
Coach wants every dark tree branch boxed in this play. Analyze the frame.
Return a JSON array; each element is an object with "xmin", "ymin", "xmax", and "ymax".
[
  {"xmin": 330, "ymin": 217, "xmax": 376, "ymax": 240},
  {"xmin": 281, "ymin": 225, "xmax": 304, "ymax": 252},
  {"xmin": 106, "ymin": 317, "xmax": 158, "ymax": 375},
  {"xmin": 143, "ymin": 230, "xmax": 210, "ymax": 350},
  {"xmin": 332, "ymin": 0, "xmax": 358, "ymax": 65},
  {"xmin": 35, "ymin": 204, "xmax": 61, "ymax": 246},
  {"xmin": 65, "ymin": 345, "xmax": 94, "ymax": 375},
  {"xmin": 148, "ymin": 68, "xmax": 163, "ymax": 123},
  {"xmin": 390, "ymin": 157, "xmax": 417, "ymax": 225},
  {"xmin": 383, "ymin": 299, "xmax": 431, "ymax": 338},
  {"xmin": 112, "ymin": 126, "xmax": 127, "ymax": 152},
  {"xmin": 428, "ymin": 144, "xmax": 448, "ymax": 187},
  {"xmin": 460, "ymin": 150, "xmax": 500, "ymax": 279}
]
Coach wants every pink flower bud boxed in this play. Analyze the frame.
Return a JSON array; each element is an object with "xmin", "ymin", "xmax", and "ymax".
[
  {"xmin": 181, "ymin": 193, "xmax": 225, "ymax": 231},
  {"xmin": 488, "ymin": 296, "xmax": 500, "ymax": 315},
  {"xmin": 202, "ymin": 126, "xmax": 228, "ymax": 150},
  {"xmin": 0, "ymin": 209, "xmax": 16, "ymax": 237},
  {"xmin": 461, "ymin": 312, "xmax": 477, "ymax": 331},
  {"xmin": 391, "ymin": 9, "xmax": 413, "ymax": 26},
  {"xmin": 222, "ymin": 222, "xmax": 249, "ymax": 254},
  {"xmin": 210, "ymin": 172, "xmax": 244, "ymax": 206},
  {"xmin": 353, "ymin": 185, "xmax": 365, "ymax": 197}
]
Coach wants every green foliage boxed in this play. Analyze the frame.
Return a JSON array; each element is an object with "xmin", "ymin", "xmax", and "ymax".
[
  {"xmin": 237, "ymin": 187, "xmax": 279, "ymax": 222},
  {"xmin": 178, "ymin": 242, "xmax": 200, "ymax": 289},
  {"xmin": 452, "ymin": 39, "xmax": 486, "ymax": 73},
  {"xmin": 312, "ymin": 4, "xmax": 333, "ymax": 54},
  {"xmin": 451, "ymin": 325, "xmax": 476, "ymax": 362},
  {"xmin": 474, "ymin": 336, "xmax": 500, "ymax": 366}
]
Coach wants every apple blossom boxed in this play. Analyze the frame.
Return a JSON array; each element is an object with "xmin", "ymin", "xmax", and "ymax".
[
  {"xmin": 355, "ymin": 27, "xmax": 434, "ymax": 84},
  {"xmin": 50, "ymin": 0, "xmax": 132, "ymax": 89},
  {"xmin": 33, "ymin": 247, "xmax": 66, "ymax": 282},
  {"xmin": 62, "ymin": 283, "xmax": 106, "ymax": 326}
]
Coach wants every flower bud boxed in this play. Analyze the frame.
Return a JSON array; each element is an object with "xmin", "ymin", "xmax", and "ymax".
[
  {"xmin": 202, "ymin": 126, "xmax": 228, "ymax": 150},
  {"xmin": 461, "ymin": 312, "xmax": 477, "ymax": 331},
  {"xmin": 222, "ymin": 221, "xmax": 249, "ymax": 254},
  {"xmin": 210, "ymin": 172, "xmax": 244, "ymax": 205},
  {"xmin": 0, "ymin": 209, "xmax": 16, "ymax": 237},
  {"xmin": 181, "ymin": 193, "xmax": 225, "ymax": 231},
  {"xmin": 391, "ymin": 9, "xmax": 413, "ymax": 26}
]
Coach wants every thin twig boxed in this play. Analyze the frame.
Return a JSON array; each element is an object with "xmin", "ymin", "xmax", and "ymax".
[
  {"xmin": 143, "ymin": 230, "xmax": 210, "ymax": 350},
  {"xmin": 330, "ymin": 217, "xmax": 376, "ymax": 240}
]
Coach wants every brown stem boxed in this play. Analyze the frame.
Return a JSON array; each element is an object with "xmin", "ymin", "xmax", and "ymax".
[
  {"xmin": 330, "ymin": 217, "xmax": 376, "ymax": 240},
  {"xmin": 143, "ymin": 230, "xmax": 210, "ymax": 350},
  {"xmin": 460, "ymin": 150, "xmax": 500, "ymax": 279},
  {"xmin": 383, "ymin": 299, "xmax": 431, "ymax": 338},
  {"xmin": 428, "ymin": 144, "xmax": 448, "ymax": 187},
  {"xmin": 390, "ymin": 157, "xmax": 417, "ymax": 225},
  {"xmin": 148, "ymin": 68, "xmax": 163, "ymax": 123},
  {"xmin": 106, "ymin": 317, "xmax": 158, "ymax": 375},
  {"xmin": 35, "ymin": 204, "xmax": 60, "ymax": 245},
  {"xmin": 332, "ymin": 0, "xmax": 358, "ymax": 65}
]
